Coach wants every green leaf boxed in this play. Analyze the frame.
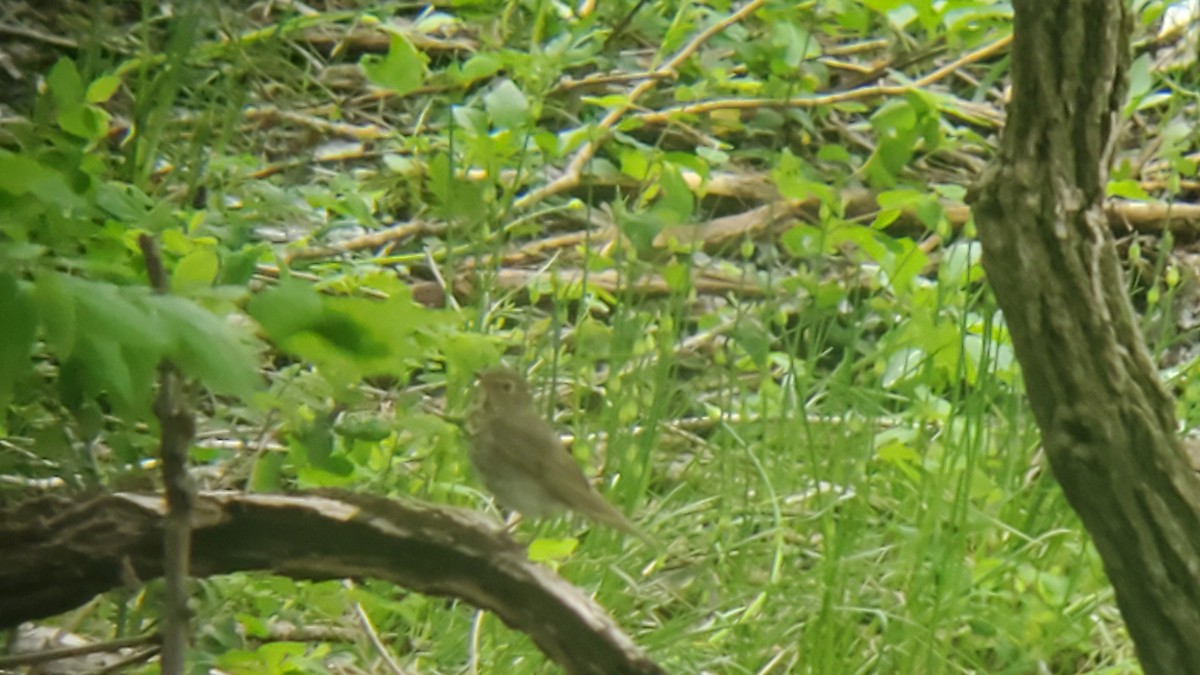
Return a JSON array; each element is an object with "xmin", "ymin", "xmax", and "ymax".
[
  {"xmin": 484, "ymin": 79, "xmax": 530, "ymax": 129},
  {"xmin": 1124, "ymin": 53, "xmax": 1152, "ymax": 112},
  {"xmin": 46, "ymin": 58, "xmax": 85, "ymax": 108},
  {"xmin": 359, "ymin": 33, "xmax": 427, "ymax": 95},
  {"xmin": 941, "ymin": 241, "xmax": 982, "ymax": 287},
  {"xmin": 442, "ymin": 333, "xmax": 502, "ymax": 382},
  {"xmin": 236, "ymin": 614, "xmax": 271, "ymax": 640},
  {"xmin": 882, "ymin": 347, "xmax": 924, "ymax": 388},
  {"xmin": 296, "ymin": 460, "xmax": 357, "ymax": 487},
  {"xmin": 308, "ymin": 309, "xmax": 391, "ymax": 358},
  {"xmin": 0, "ymin": 275, "xmax": 38, "ymax": 413},
  {"xmin": 772, "ymin": 22, "xmax": 822, "ymax": 66},
  {"xmin": 249, "ymin": 279, "xmax": 450, "ymax": 383},
  {"xmin": 249, "ymin": 452, "xmax": 285, "ymax": 493},
  {"xmin": 95, "ymin": 181, "xmax": 156, "ymax": 222},
  {"xmin": 869, "ymin": 208, "xmax": 902, "ymax": 230},
  {"xmin": 528, "ymin": 537, "xmax": 579, "ymax": 562},
  {"xmin": 913, "ymin": 195, "xmax": 944, "ymax": 229},
  {"xmin": 664, "ymin": 152, "xmax": 709, "ymax": 178},
  {"xmin": 618, "ymin": 211, "xmax": 665, "ymax": 252},
  {"xmin": 456, "ymin": 53, "xmax": 503, "ymax": 84},
  {"xmin": 652, "ymin": 163, "xmax": 694, "ymax": 225},
  {"xmin": 246, "ymin": 277, "xmax": 325, "ymax": 343},
  {"xmin": 172, "ymin": 248, "xmax": 220, "ymax": 292},
  {"xmin": 426, "ymin": 152, "xmax": 486, "ymax": 222},
  {"xmin": 875, "ymin": 439, "xmax": 922, "ymax": 482},
  {"xmin": 877, "ymin": 188, "xmax": 924, "ymax": 210},
  {"xmin": 663, "ymin": 261, "xmax": 691, "ymax": 293},
  {"xmin": 64, "ymin": 278, "xmax": 168, "ymax": 355},
  {"xmin": 451, "ymin": 105, "xmax": 489, "ymax": 136},
  {"xmin": 33, "ymin": 272, "xmax": 77, "ymax": 359},
  {"xmin": 882, "ymin": 238, "xmax": 927, "ymax": 293},
  {"xmin": 772, "ymin": 149, "xmax": 838, "ymax": 204},
  {"xmin": 871, "ymin": 98, "xmax": 917, "ymax": 134},
  {"xmin": 56, "ymin": 353, "xmax": 86, "ymax": 412},
  {"xmin": 731, "ymin": 319, "xmax": 770, "ymax": 368},
  {"xmin": 573, "ymin": 319, "xmax": 613, "ymax": 358},
  {"xmin": 69, "ymin": 335, "xmax": 154, "ymax": 417},
  {"xmin": 219, "ymin": 244, "xmax": 268, "ymax": 286},
  {"xmin": 57, "ymin": 104, "xmax": 111, "ymax": 142},
  {"xmin": 85, "ymin": 74, "xmax": 122, "ymax": 103},
  {"xmin": 817, "ymin": 144, "xmax": 853, "ymax": 165},
  {"xmin": 1107, "ymin": 179, "xmax": 1152, "ymax": 200},
  {"xmin": 620, "ymin": 147, "xmax": 650, "ymax": 179},
  {"xmin": 334, "ymin": 414, "xmax": 392, "ymax": 442},
  {"xmin": 866, "ymin": 99, "xmax": 921, "ymax": 186},
  {"xmin": 780, "ymin": 225, "xmax": 822, "ymax": 257},
  {"xmin": 149, "ymin": 295, "xmax": 262, "ymax": 399},
  {"xmin": 217, "ymin": 641, "xmax": 310, "ymax": 672},
  {"xmin": 0, "ymin": 151, "xmax": 81, "ymax": 207},
  {"xmin": 696, "ymin": 146, "xmax": 728, "ymax": 165}
]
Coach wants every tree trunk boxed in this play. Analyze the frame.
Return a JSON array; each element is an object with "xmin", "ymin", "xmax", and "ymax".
[{"xmin": 968, "ymin": 1, "xmax": 1200, "ymax": 672}]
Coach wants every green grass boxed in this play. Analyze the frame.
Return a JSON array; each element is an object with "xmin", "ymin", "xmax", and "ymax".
[{"xmin": 4, "ymin": 0, "xmax": 1184, "ymax": 672}]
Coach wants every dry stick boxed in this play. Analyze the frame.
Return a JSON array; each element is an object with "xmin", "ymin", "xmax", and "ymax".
[
  {"xmin": 557, "ymin": 68, "xmax": 677, "ymax": 91},
  {"xmin": 138, "ymin": 234, "xmax": 198, "ymax": 675},
  {"xmin": 252, "ymin": 264, "xmax": 391, "ymax": 298},
  {"xmin": 513, "ymin": 0, "xmax": 768, "ymax": 211},
  {"xmin": 93, "ymin": 647, "xmax": 162, "ymax": 675},
  {"xmin": 243, "ymin": 106, "xmax": 390, "ymax": 140},
  {"xmin": 0, "ymin": 21, "xmax": 79, "ymax": 48},
  {"xmin": 824, "ymin": 38, "xmax": 891, "ymax": 56},
  {"xmin": 0, "ymin": 633, "xmax": 161, "ymax": 669},
  {"xmin": 635, "ymin": 33, "xmax": 1015, "ymax": 125},
  {"xmin": 258, "ymin": 198, "xmax": 1200, "ymax": 309},
  {"xmin": 344, "ymin": 580, "xmax": 413, "ymax": 675},
  {"xmin": 282, "ymin": 220, "xmax": 441, "ymax": 264}
]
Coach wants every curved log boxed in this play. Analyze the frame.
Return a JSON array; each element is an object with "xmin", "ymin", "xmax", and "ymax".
[{"xmin": 0, "ymin": 490, "xmax": 664, "ymax": 675}]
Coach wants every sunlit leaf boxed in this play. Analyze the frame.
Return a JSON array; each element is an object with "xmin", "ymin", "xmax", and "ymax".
[
  {"xmin": 172, "ymin": 248, "xmax": 220, "ymax": 292},
  {"xmin": 85, "ymin": 74, "xmax": 122, "ymax": 103},
  {"xmin": 360, "ymin": 33, "xmax": 427, "ymax": 95},
  {"xmin": 528, "ymin": 537, "xmax": 579, "ymax": 563}
]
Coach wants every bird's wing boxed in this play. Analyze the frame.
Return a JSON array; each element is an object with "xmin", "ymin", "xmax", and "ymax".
[
  {"xmin": 489, "ymin": 412, "xmax": 641, "ymax": 535},
  {"xmin": 486, "ymin": 410, "xmax": 579, "ymax": 476}
]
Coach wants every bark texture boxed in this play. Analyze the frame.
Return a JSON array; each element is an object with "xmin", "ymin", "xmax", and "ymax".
[
  {"xmin": 968, "ymin": 2, "xmax": 1200, "ymax": 672},
  {"xmin": 0, "ymin": 490, "xmax": 664, "ymax": 675}
]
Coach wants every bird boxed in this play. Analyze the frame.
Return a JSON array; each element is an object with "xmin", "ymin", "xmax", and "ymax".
[{"xmin": 465, "ymin": 366, "xmax": 650, "ymax": 542}]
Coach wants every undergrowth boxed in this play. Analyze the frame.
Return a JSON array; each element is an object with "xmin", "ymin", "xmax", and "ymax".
[{"xmin": 4, "ymin": 0, "xmax": 1197, "ymax": 672}]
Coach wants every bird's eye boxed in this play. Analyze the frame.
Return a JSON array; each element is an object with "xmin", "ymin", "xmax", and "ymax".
[{"xmin": 500, "ymin": 380, "xmax": 515, "ymax": 393}]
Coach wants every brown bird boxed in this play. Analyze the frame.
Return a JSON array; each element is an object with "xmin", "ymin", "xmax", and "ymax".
[{"xmin": 466, "ymin": 366, "xmax": 649, "ymax": 541}]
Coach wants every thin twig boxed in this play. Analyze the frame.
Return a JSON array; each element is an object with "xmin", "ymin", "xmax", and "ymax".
[
  {"xmin": 634, "ymin": 33, "xmax": 1013, "ymax": 125},
  {"xmin": 513, "ymin": 0, "xmax": 768, "ymax": 211},
  {"xmin": 0, "ymin": 633, "xmax": 160, "ymax": 668},
  {"xmin": 138, "ymin": 234, "xmax": 197, "ymax": 675},
  {"xmin": 345, "ymin": 580, "xmax": 413, "ymax": 675}
]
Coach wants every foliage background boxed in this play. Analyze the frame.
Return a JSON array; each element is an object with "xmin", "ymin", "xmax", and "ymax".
[{"xmin": 3, "ymin": 0, "xmax": 1198, "ymax": 672}]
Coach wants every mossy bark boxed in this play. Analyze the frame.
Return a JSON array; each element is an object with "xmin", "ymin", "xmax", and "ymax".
[{"xmin": 969, "ymin": 1, "xmax": 1200, "ymax": 672}]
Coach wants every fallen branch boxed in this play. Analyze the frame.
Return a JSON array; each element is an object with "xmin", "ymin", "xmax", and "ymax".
[{"xmin": 0, "ymin": 490, "xmax": 665, "ymax": 675}]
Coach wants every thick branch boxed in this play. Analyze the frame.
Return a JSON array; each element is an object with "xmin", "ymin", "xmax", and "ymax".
[
  {"xmin": 0, "ymin": 491, "xmax": 664, "ymax": 675},
  {"xmin": 968, "ymin": 1, "xmax": 1200, "ymax": 673}
]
